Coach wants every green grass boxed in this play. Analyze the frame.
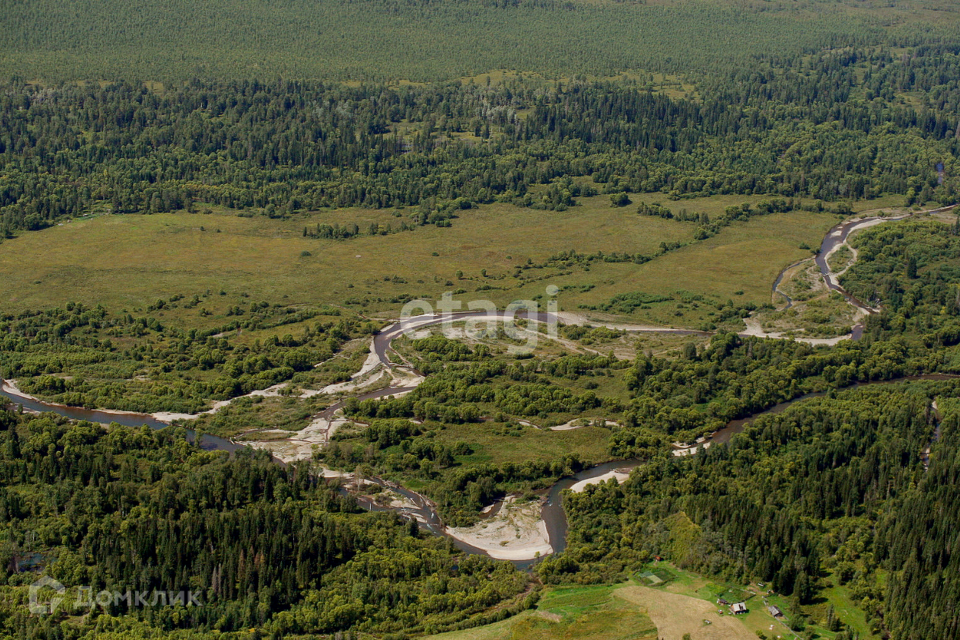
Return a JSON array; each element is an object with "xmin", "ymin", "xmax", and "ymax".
[
  {"xmin": 436, "ymin": 421, "xmax": 612, "ymax": 467},
  {"xmin": 335, "ymin": 419, "xmax": 613, "ymax": 473},
  {"xmin": 814, "ymin": 574, "xmax": 880, "ymax": 639},
  {"xmin": 827, "ymin": 245, "xmax": 855, "ymax": 273},
  {"xmin": 0, "ymin": 201, "xmax": 694, "ymax": 318},
  {"xmin": 428, "ymin": 583, "xmax": 658, "ymax": 640},
  {"xmin": 392, "ymin": 324, "xmax": 636, "ymax": 408},
  {"xmin": 757, "ymin": 289, "xmax": 857, "ymax": 338},
  {"xmin": 641, "ymin": 563, "xmax": 704, "ymax": 593},
  {"xmin": 191, "ymin": 394, "xmax": 332, "ymax": 439},
  {"xmin": 575, "ymin": 208, "xmax": 837, "ymax": 326},
  {"xmin": 0, "ymin": 198, "xmax": 836, "ymax": 333},
  {"xmin": 287, "ymin": 337, "xmax": 373, "ymax": 388},
  {"xmin": 630, "ymin": 562, "xmax": 880, "ymax": 640}
]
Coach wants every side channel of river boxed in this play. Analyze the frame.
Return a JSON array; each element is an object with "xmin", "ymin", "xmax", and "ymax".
[{"xmin": 1, "ymin": 205, "xmax": 956, "ymax": 565}]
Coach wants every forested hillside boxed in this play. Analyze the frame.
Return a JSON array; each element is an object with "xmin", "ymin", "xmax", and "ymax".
[
  {"xmin": 0, "ymin": 408, "xmax": 532, "ymax": 638},
  {"xmin": 552, "ymin": 380, "xmax": 960, "ymax": 639}
]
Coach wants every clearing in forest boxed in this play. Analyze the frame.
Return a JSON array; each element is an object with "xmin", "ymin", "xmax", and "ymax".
[
  {"xmin": 615, "ymin": 585, "xmax": 756, "ymax": 640},
  {"xmin": 428, "ymin": 584, "xmax": 658, "ymax": 640}
]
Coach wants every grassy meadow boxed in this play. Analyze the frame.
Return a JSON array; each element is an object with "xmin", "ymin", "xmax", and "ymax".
[
  {"xmin": 0, "ymin": 195, "xmax": 843, "ymax": 330},
  {"xmin": 428, "ymin": 583, "xmax": 658, "ymax": 640},
  {"xmin": 424, "ymin": 420, "xmax": 612, "ymax": 469},
  {"xmin": 618, "ymin": 562, "xmax": 880, "ymax": 640}
]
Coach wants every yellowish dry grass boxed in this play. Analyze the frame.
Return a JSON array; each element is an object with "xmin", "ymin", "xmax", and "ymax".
[
  {"xmin": 615, "ymin": 586, "xmax": 757, "ymax": 640},
  {"xmin": 0, "ymin": 197, "xmax": 837, "ymax": 331}
]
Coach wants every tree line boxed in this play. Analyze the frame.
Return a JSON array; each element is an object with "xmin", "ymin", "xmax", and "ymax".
[{"xmin": 1, "ymin": 46, "xmax": 958, "ymax": 238}]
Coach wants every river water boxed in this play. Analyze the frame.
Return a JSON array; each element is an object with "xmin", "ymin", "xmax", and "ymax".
[
  {"xmin": 0, "ymin": 382, "xmax": 242, "ymax": 453},
  {"xmin": 8, "ymin": 372, "xmax": 953, "ymax": 566},
  {"xmin": 1, "ymin": 205, "xmax": 956, "ymax": 565},
  {"xmin": 812, "ymin": 205, "xmax": 956, "ymax": 339}
]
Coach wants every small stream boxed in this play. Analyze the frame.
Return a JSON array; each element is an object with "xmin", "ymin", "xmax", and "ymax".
[{"xmin": 771, "ymin": 260, "xmax": 806, "ymax": 310}]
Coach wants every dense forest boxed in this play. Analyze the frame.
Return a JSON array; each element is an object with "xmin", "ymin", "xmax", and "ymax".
[
  {"xmin": 0, "ymin": 408, "xmax": 532, "ymax": 638},
  {"xmin": 551, "ymin": 381, "xmax": 960, "ymax": 640},
  {"xmin": 1, "ymin": 42, "xmax": 959, "ymax": 239},
  {"xmin": 4, "ymin": 0, "xmax": 959, "ymax": 82},
  {"xmin": 843, "ymin": 218, "xmax": 960, "ymax": 339}
]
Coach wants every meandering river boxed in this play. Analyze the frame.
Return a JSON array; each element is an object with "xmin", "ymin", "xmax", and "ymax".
[{"xmin": 1, "ymin": 203, "xmax": 956, "ymax": 565}]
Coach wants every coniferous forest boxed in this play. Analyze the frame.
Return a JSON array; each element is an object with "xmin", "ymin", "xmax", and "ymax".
[
  {"xmin": 2, "ymin": 56, "xmax": 960, "ymax": 238},
  {"xmin": 0, "ymin": 411, "xmax": 532, "ymax": 638}
]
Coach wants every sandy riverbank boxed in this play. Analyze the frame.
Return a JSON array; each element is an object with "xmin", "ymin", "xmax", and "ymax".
[
  {"xmin": 445, "ymin": 496, "xmax": 553, "ymax": 561},
  {"xmin": 556, "ymin": 311, "xmax": 694, "ymax": 334},
  {"xmin": 549, "ymin": 418, "xmax": 619, "ymax": 431},
  {"xmin": 1, "ymin": 378, "xmax": 34, "ymax": 401},
  {"xmin": 739, "ymin": 317, "xmax": 855, "ymax": 346},
  {"xmin": 568, "ymin": 469, "xmax": 632, "ymax": 493},
  {"xmin": 246, "ymin": 412, "xmax": 357, "ymax": 463}
]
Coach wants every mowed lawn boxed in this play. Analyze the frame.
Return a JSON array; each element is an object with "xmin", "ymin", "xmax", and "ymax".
[{"xmin": 0, "ymin": 197, "xmax": 836, "ymax": 329}]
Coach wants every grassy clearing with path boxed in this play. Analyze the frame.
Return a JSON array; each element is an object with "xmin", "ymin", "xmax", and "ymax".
[
  {"xmin": 630, "ymin": 562, "xmax": 880, "ymax": 640},
  {"xmin": 430, "ymin": 565, "xmax": 881, "ymax": 640}
]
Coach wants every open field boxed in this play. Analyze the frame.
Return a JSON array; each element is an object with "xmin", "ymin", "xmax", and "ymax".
[
  {"xmin": 433, "ymin": 421, "xmax": 612, "ymax": 468},
  {"xmin": 615, "ymin": 585, "xmax": 756, "ymax": 640},
  {"xmin": 428, "ymin": 584, "xmax": 658, "ymax": 640},
  {"xmin": 0, "ymin": 199, "xmax": 692, "ymax": 316},
  {"xmin": 0, "ymin": 196, "xmax": 840, "ymax": 330},
  {"xmin": 574, "ymin": 208, "xmax": 837, "ymax": 326},
  {"xmin": 629, "ymin": 562, "xmax": 880, "ymax": 640}
]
